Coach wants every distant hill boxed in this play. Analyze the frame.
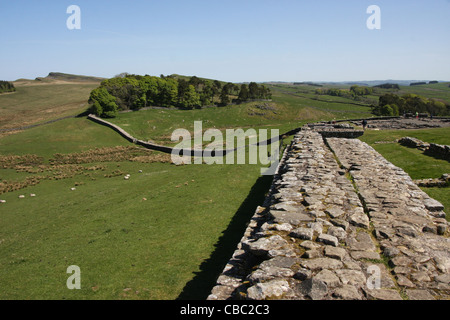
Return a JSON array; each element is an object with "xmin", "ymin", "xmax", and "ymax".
[
  {"xmin": 266, "ymin": 80, "xmax": 449, "ymax": 87},
  {"xmin": 37, "ymin": 72, "xmax": 105, "ymax": 83}
]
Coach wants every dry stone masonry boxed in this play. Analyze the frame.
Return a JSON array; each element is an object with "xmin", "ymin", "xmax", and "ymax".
[
  {"xmin": 415, "ymin": 174, "xmax": 450, "ymax": 188},
  {"xmin": 208, "ymin": 127, "xmax": 450, "ymax": 301},
  {"xmin": 399, "ymin": 136, "xmax": 450, "ymax": 160}
]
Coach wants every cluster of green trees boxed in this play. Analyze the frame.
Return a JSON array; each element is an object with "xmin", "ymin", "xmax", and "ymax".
[
  {"xmin": 89, "ymin": 74, "xmax": 271, "ymax": 118},
  {"xmin": 0, "ymin": 81, "xmax": 15, "ymax": 94},
  {"xmin": 409, "ymin": 81, "xmax": 439, "ymax": 86},
  {"xmin": 374, "ymin": 83, "xmax": 400, "ymax": 90},
  {"xmin": 315, "ymin": 85, "xmax": 373, "ymax": 98},
  {"xmin": 372, "ymin": 93, "xmax": 449, "ymax": 116},
  {"xmin": 315, "ymin": 88, "xmax": 350, "ymax": 98},
  {"xmin": 349, "ymin": 85, "xmax": 374, "ymax": 96}
]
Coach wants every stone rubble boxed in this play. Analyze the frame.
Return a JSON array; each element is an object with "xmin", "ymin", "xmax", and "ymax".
[
  {"xmin": 398, "ymin": 137, "xmax": 430, "ymax": 151},
  {"xmin": 208, "ymin": 128, "xmax": 450, "ymax": 301},
  {"xmin": 398, "ymin": 136, "xmax": 450, "ymax": 161},
  {"xmin": 415, "ymin": 174, "xmax": 450, "ymax": 188}
]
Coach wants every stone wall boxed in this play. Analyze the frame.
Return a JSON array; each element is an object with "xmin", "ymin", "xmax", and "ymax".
[
  {"xmin": 88, "ymin": 114, "xmax": 201, "ymax": 156},
  {"xmin": 398, "ymin": 136, "xmax": 450, "ymax": 161},
  {"xmin": 426, "ymin": 143, "xmax": 450, "ymax": 161},
  {"xmin": 208, "ymin": 129, "xmax": 450, "ymax": 301},
  {"xmin": 398, "ymin": 137, "xmax": 430, "ymax": 151},
  {"xmin": 415, "ymin": 174, "xmax": 450, "ymax": 188},
  {"xmin": 88, "ymin": 115, "xmax": 366, "ymax": 157}
]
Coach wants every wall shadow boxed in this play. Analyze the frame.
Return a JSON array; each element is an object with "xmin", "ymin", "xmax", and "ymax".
[{"xmin": 176, "ymin": 174, "xmax": 273, "ymax": 300}]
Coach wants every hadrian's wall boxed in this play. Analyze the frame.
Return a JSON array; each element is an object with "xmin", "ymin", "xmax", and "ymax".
[
  {"xmin": 208, "ymin": 128, "xmax": 450, "ymax": 301},
  {"xmin": 88, "ymin": 114, "xmax": 189, "ymax": 155},
  {"xmin": 88, "ymin": 114, "xmax": 449, "ymax": 299},
  {"xmin": 399, "ymin": 137, "xmax": 450, "ymax": 161}
]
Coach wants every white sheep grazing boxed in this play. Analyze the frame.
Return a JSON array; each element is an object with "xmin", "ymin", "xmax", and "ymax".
[
  {"xmin": 30, "ymin": 194, "xmax": 36, "ymax": 197},
  {"xmin": 71, "ymin": 187, "xmax": 76, "ymax": 191},
  {"xmin": 0, "ymin": 200, "xmax": 6, "ymax": 203},
  {"xmin": 19, "ymin": 195, "xmax": 25, "ymax": 199}
]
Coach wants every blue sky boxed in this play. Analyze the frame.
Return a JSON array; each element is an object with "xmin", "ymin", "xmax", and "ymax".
[{"xmin": 1, "ymin": 0, "xmax": 449, "ymax": 82}]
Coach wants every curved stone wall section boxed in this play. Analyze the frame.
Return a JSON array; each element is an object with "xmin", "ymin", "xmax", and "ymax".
[{"xmin": 88, "ymin": 114, "xmax": 196, "ymax": 155}]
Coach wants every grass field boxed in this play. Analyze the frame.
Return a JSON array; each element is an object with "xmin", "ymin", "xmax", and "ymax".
[
  {"xmin": 0, "ymin": 82, "xmax": 285, "ymax": 299},
  {"xmin": 0, "ymin": 156, "xmax": 270, "ymax": 299},
  {"xmin": 0, "ymin": 77, "xmax": 449, "ymax": 300},
  {"xmin": 398, "ymin": 82, "xmax": 450, "ymax": 102},
  {"xmin": 0, "ymin": 77, "xmax": 100, "ymax": 131}
]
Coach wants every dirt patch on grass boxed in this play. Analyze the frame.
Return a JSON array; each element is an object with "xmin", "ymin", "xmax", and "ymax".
[{"xmin": 0, "ymin": 146, "xmax": 171, "ymax": 195}]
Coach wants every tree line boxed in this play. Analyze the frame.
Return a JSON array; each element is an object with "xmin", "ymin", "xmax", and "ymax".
[
  {"xmin": 0, "ymin": 81, "xmax": 15, "ymax": 94},
  {"xmin": 374, "ymin": 83, "xmax": 400, "ymax": 90},
  {"xmin": 372, "ymin": 93, "xmax": 449, "ymax": 117},
  {"xmin": 89, "ymin": 74, "xmax": 272, "ymax": 118},
  {"xmin": 315, "ymin": 85, "xmax": 374, "ymax": 99},
  {"xmin": 410, "ymin": 81, "xmax": 439, "ymax": 86}
]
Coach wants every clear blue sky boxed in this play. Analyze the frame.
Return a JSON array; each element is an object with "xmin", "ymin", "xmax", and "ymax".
[{"xmin": 1, "ymin": 0, "xmax": 449, "ymax": 82}]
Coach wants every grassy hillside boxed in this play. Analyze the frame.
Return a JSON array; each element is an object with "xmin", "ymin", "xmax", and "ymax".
[
  {"xmin": 0, "ymin": 74, "xmax": 101, "ymax": 131},
  {"xmin": 104, "ymin": 82, "xmax": 376, "ymax": 147},
  {"xmin": 42, "ymin": 72, "xmax": 106, "ymax": 83},
  {"xmin": 0, "ymin": 113, "xmax": 275, "ymax": 299},
  {"xmin": 398, "ymin": 82, "xmax": 450, "ymax": 102}
]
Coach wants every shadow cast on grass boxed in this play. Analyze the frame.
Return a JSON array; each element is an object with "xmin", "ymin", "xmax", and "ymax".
[{"xmin": 176, "ymin": 174, "xmax": 273, "ymax": 300}]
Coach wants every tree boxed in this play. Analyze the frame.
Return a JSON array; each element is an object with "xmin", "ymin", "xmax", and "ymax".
[
  {"xmin": 350, "ymin": 85, "xmax": 373, "ymax": 96},
  {"xmin": 232, "ymin": 84, "xmax": 240, "ymax": 95},
  {"xmin": 177, "ymin": 79, "xmax": 190, "ymax": 104},
  {"xmin": 200, "ymin": 82, "xmax": 215, "ymax": 106},
  {"xmin": 0, "ymin": 81, "xmax": 15, "ymax": 93},
  {"xmin": 115, "ymin": 72, "xmax": 130, "ymax": 78},
  {"xmin": 238, "ymin": 84, "xmax": 249, "ymax": 101},
  {"xmin": 260, "ymin": 84, "xmax": 271, "ymax": 99},
  {"xmin": 380, "ymin": 104, "xmax": 394, "ymax": 116},
  {"xmin": 248, "ymin": 82, "xmax": 259, "ymax": 99},
  {"xmin": 219, "ymin": 88, "xmax": 230, "ymax": 106},
  {"xmin": 157, "ymin": 77, "xmax": 178, "ymax": 107},
  {"xmin": 140, "ymin": 76, "xmax": 159, "ymax": 106},
  {"xmin": 221, "ymin": 82, "xmax": 235, "ymax": 96},
  {"xmin": 427, "ymin": 99, "xmax": 446, "ymax": 116},
  {"xmin": 213, "ymin": 80, "xmax": 222, "ymax": 92},
  {"xmin": 189, "ymin": 76, "xmax": 203, "ymax": 91},
  {"xmin": 89, "ymin": 87, "xmax": 118, "ymax": 118},
  {"xmin": 179, "ymin": 85, "xmax": 201, "ymax": 109}
]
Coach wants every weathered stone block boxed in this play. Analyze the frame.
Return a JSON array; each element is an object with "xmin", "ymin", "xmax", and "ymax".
[
  {"xmin": 324, "ymin": 246, "xmax": 346, "ymax": 261},
  {"xmin": 269, "ymin": 210, "xmax": 314, "ymax": 226},
  {"xmin": 295, "ymin": 278, "xmax": 328, "ymax": 300},
  {"xmin": 247, "ymin": 280, "xmax": 291, "ymax": 300},
  {"xmin": 349, "ymin": 213, "xmax": 370, "ymax": 229},
  {"xmin": 290, "ymin": 227, "xmax": 314, "ymax": 241},
  {"xmin": 317, "ymin": 234, "xmax": 339, "ymax": 247}
]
